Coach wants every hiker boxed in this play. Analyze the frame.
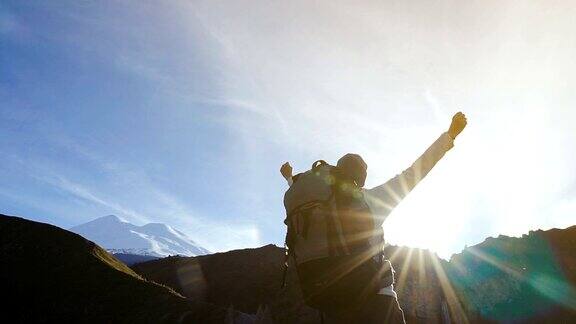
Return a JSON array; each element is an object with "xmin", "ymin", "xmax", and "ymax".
[{"xmin": 281, "ymin": 112, "xmax": 467, "ymax": 323}]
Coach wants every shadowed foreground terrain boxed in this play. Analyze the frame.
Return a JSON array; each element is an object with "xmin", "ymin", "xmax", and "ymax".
[
  {"xmin": 133, "ymin": 228, "xmax": 576, "ymax": 323},
  {"xmin": 1, "ymin": 212, "xmax": 575, "ymax": 323},
  {"xmin": 0, "ymin": 214, "xmax": 246, "ymax": 323}
]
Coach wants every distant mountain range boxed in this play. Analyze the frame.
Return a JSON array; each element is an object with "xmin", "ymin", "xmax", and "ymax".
[{"xmin": 69, "ymin": 215, "xmax": 210, "ymax": 258}]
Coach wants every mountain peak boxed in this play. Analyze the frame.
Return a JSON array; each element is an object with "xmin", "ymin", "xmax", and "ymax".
[
  {"xmin": 86, "ymin": 215, "xmax": 126, "ymax": 225},
  {"xmin": 100, "ymin": 214, "xmax": 123, "ymax": 221},
  {"xmin": 141, "ymin": 222, "xmax": 169, "ymax": 230},
  {"xmin": 70, "ymin": 216, "xmax": 210, "ymax": 257},
  {"xmin": 69, "ymin": 215, "xmax": 129, "ymax": 232}
]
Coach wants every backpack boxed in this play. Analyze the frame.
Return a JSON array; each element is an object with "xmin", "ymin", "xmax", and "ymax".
[{"xmin": 282, "ymin": 160, "xmax": 394, "ymax": 311}]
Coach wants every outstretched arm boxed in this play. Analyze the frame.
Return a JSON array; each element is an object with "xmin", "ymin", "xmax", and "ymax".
[
  {"xmin": 365, "ymin": 112, "xmax": 467, "ymax": 221},
  {"xmin": 280, "ymin": 162, "xmax": 294, "ymax": 186}
]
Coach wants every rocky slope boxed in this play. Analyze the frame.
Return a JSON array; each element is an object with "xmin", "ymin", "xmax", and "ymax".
[
  {"xmin": 0, "ymin": 213, "xmax": 243, "ymax": 323},
  {"xmin": 132, "ymin": 244, "xmax": 447, "ymax": 323},
  {"xmin": 132, "ymin": 227, "xmax": 576, "ymax": 323},
  {"xmin": 448, "ymin": 226, "xmax": 576, "ymax": 323},
  {"xmin": 133, "ymin": 244, "xmax": 317, "ymax": 323},
  {"xmin": 2, "ymin": 211, "xmax": 574, "ymax": 323}
]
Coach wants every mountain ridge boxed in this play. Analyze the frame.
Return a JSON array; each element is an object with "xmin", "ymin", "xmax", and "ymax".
[
  {"xmin": 2, "ymin": 212, "xmax": 574, "ymax": 323},
  {"xmin": 0, "ymin": 213, "xmax": 244, "ymax": 323},
  {"xmin": 132, "ymin": 224, "xmax": 576, "ymax": 323},
  {"xmin": 70, "ymin": 215, "xmax": 210, "ymax": 257}
]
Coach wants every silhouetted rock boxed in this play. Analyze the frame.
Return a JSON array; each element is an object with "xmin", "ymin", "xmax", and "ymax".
[
  {"xmin": 0, "ymin": 213, "xmax": 242, "ymax": 323},
  {"xmin": 133, "ymin": 227, "xmax": 576, "ymax": 323},
  {"xmin": 2, "ymin": 211, "xmax": 575, "ymax": 323},
  {"xmin": 448, "ymin": 226, "xmax": 576, "ymax": 323},
  {"xmin": 132, "ymin": 244, "xmax": 320, "ymax": 323},
  {"xmin": 112, "ymin": 253, "xmax": 160, "ymax": 265}
]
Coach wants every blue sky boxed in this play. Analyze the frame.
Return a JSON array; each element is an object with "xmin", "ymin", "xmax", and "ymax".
[{"xmin": 2, "ymin": 1, "xmax": 575, "ymax": 258}]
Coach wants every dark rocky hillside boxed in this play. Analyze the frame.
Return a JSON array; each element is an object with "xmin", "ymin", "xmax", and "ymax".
[
  {"xmin": 0, "ymin": 214, "xmax": 244, "ymax": 323},
  {"xmin": 133, "ymin": 244, "xmax": 318, "ymax": 323},
  {"xmin": 132, "ymin": 244, "xmax": 449, "ymax": 323},
  {"xmin": 2, "ymin": 211, "xmax": 574, "ymax": 323},
  {"xmin": 113, "ymin": 253, "xmax": 160, "ymax": 266},
  {"xmin": 133, "ymin": 227, "xmax": 576, "ymax": 323},
  {"xmin": 448, "ymin": 226, "xmax": 576, "ymax": 323}
]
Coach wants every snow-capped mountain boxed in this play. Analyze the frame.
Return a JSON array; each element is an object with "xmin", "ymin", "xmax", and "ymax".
[{"xmin": 70, "ymin": 215, "xmax": 210, "ymax": 257}]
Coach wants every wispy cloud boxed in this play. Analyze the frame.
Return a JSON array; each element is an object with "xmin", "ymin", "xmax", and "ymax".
[
  {"xmin": 3, "ymin": 129, "xmax": 261, "ymax": 252},
  {"xmin": 41, "ymin": 174, "xmax": 151, "ymax": 224}
]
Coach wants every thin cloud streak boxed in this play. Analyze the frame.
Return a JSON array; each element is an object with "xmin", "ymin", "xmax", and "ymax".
[
  {"xmin": 40, "ymin": 175, "xmax": 151, "ymax": 224},
  {"xmin": 4, "ymin": 135, "xmax": 261, "ymax": 252}
]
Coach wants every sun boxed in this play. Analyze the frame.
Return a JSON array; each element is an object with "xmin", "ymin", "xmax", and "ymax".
[{"xmin": 378, "ymin": 169, "xmax": 468, "ymax": 259}]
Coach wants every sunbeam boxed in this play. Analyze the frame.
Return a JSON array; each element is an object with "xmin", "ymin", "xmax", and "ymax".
[
  {"xmin": 394, "ymin": 248, "xmax": 414, "ymax": 294},
  {"xmin": 466, "ymin": 246, "xmax": 576, "ymax": 312},
  {"xmin": 429, "ymin": 254, "xmax": 469, "ymax": 324}
]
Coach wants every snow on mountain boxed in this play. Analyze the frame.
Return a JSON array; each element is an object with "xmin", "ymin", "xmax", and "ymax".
[{"xmin": 70, "ymin": 215, "xmax": 210, "ymax": 257}]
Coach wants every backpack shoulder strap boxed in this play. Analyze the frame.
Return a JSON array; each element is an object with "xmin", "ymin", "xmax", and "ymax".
[{"xmin": 325, "ymin": 167, "xmax": 352, "ymax": 256}]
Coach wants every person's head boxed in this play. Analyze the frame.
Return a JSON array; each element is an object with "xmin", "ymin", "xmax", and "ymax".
[{"xmin": 337, "ymin": 153, "xmax": 367, "ymax": 187}]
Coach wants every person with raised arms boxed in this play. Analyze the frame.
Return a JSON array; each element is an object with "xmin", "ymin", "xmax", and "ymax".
[{"xmin": 280, "ymin": 112, "xmax": 467, "ymax": 323}]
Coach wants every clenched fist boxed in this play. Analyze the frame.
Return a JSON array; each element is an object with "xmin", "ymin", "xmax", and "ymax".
[
  {"xmin": 448, "ymin": 112, "xmax": 467, "ymax": 139},
  {"xmin": 280, "ymin": 162, "xmax": 293, "ymax": 180}
]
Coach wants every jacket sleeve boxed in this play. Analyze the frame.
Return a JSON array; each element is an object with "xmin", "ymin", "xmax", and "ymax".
[{"xmin": 364, "ymin": 132, "xmax": 454, "ymax": 224}]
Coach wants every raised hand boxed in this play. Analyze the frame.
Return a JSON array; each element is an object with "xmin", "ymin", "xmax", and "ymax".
[
  {"xmin": 280, "ymin": 162, "xmax": 293, "ymax": 180},
  {"xmin": 448, "ymin": 112, "xmax": 467, "ymax": 139}
]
